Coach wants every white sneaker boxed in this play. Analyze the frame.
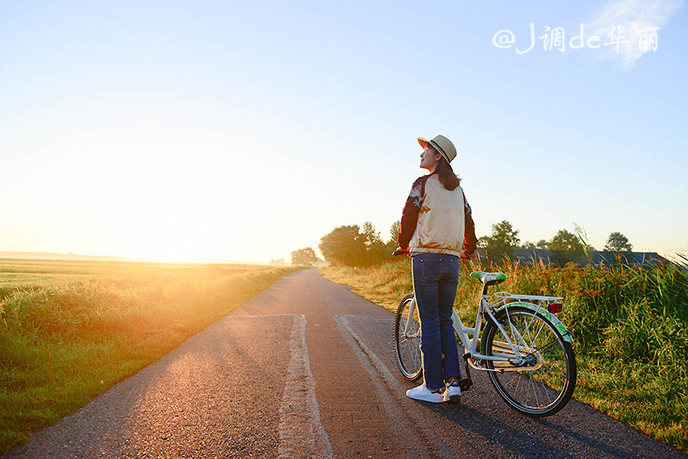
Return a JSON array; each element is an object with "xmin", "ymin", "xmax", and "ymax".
[
  {"xmin": 443, "ymin": 382, "xmax": 462, "ymax": 403},
  {"xmin": 406, "ymin": 385, "xmax": 443, "ymax": 403}
]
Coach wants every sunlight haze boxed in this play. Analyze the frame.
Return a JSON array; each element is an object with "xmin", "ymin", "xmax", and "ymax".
[{"xmin": 1, "ymin": 0, "xmax": 686, "ymax": 263}]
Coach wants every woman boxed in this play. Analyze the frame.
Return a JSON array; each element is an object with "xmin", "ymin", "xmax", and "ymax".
[{"xmin": 396, "ymin": 134, "xmax": 478, "ymax": 403}]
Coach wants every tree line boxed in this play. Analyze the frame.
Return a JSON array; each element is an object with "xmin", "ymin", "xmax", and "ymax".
[
  {"xmin": 290, "ymin": 220, "xmax": 633, "ymax": 267},
  {"xmin": 478, "ymin": 221, "xmax": 632, "ymax": 266}
]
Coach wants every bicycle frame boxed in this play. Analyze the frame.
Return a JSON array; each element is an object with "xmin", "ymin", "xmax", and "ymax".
[
  {"xmin": 403, "ymin": 291, "xmax": 565, "ymax": 368},
  {"xmin": 395, "ymin": 274, "xmax": 577, "ymax": 416}
]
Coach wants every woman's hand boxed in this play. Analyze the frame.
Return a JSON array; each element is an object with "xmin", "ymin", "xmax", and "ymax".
[{"xmin": 392, "ymin": 247, "xmax": 410, "ymax": 256}]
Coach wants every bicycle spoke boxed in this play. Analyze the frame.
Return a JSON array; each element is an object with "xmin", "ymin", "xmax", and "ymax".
[
  {"xmin": 529, "ymin": 374, "xmax": 540, "ymax": 407},
  {"xmin": 537, "ymin": 337, "xmax": 560, "ymax": 354}
]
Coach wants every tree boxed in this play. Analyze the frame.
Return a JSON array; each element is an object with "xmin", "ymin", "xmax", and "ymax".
[
  {"xmin": 550, "ymin": 229, "xmax": 583, "ymax": 252},
  {"xmin": 319, "ymin": 222, "xmax": 388, "ymax": 267},
  {"xmin": 291, "ymin": 248, "xmax": 318, "ymax": 267},
  {"xmin": 604, "ymin": 232, "xmax": 633, "ymax": 252},
  {"xmin": 319, "ymin": 225, "xmax": 364, "ymax": 266},
  {"xmin": 361, "ymin": 221, "xmax": 382, "ymax": 248},
  {"xmin": 522, "ymin": 241, "xmax": 536, "ymax": 249},
  {"xmin": 361, "ymin": 221, "xmax": 388, "ymax": 264},
  {"xmin": 549, "ymin": 229, "xmax": 585, "ymax": 266},
  {"xmin": 536, "ymin": 239, "xmax": 549, "ymax": 249},
  {"xmin": 386, "ymin": 220, "xmax": 401, "ymax": 252},
  {"xmin": 388, "ymin": 220, "xmax": 401, "ymax": 245},
  {"xmin": 481, "ymin": 220, "xmax": 520, "ymax": 263}
]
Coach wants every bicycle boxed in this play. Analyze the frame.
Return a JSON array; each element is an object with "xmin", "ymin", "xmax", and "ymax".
[{"xmin": 394, "ymin": 270, "xmax": 576, "ymax": 417}]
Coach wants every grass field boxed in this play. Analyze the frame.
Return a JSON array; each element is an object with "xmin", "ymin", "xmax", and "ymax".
[
  {"xmin": 321, "ymin": 257, "xmax": 688, "ymax": 451},
  {"xmin": 0, "ymin": 258, "xmax": 300, "ymax": 454}
]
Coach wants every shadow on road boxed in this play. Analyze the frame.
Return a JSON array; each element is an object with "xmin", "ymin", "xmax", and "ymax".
[{"xmin": 342, "ymin": 313, "xmax": 686, "ymax": 459}]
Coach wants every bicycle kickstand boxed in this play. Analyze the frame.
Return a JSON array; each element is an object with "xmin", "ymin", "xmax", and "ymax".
[{"xmin": 458, "ymin": 354, "xmax": 474, "ymax": 392}]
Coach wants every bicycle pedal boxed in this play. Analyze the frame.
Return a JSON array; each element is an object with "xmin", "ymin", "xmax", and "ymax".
[{"xmin": 458, "ymin": 378, "xmax": 472, "ymax": 392}]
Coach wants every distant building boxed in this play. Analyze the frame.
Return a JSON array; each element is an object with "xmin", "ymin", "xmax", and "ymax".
[
  {"xmin": 474, "ymin": 248, "xmax": 670, "ymax": 268},
  {"xmin": 474, "ymin": 248, "xmax": 554, "ymax": 265},
  {"xmin": 589, "ymin": 251, "xmax": 669, "ymax": 268},
  {"xmin": 512, "ymin": 248, "xmax": 554, "ymax": 265}
]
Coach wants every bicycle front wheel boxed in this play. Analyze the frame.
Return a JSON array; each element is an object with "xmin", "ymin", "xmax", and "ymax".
[
  {"xmin": 394, "ymin": 293, "xmax": 422, "ymax": 381},
  {"xmin": 481, "ymin": 306, "xmax": 576, "ymax": 416}
]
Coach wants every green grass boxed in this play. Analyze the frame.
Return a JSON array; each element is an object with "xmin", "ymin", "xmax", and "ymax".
[
  {"xmin": 0, "ymin": 259, "xmax": 301, "ymax": 454},
  {"xmin": 321, "ymin": 257, "xmax": 688, "ymax": 451}
]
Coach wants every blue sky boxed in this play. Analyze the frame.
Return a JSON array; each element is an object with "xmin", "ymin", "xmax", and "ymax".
[{"xmin": 1, "ymin": 0, "xmax": 686, "ymax": 262}]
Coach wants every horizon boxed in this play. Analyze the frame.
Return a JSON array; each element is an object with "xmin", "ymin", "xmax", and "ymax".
[
  {"xmin": 0, "ymin": 250, "xmax": 280, "ymax": 266},
  {"xmin": 0, "ymin": 241, "xmax": 681, "ymax": 266},
  {"xmin": 1, "ymin": 0, "xmax": 686, "ymax": 264}
]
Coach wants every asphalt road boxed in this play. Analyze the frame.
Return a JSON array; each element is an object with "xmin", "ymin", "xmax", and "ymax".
[{"xmin": 4, "ymin": 269, "xmax": 685, "ymax": 458}]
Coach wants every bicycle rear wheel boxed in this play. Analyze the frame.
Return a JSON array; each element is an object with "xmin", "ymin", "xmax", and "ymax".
[
  {"xmin": 394, "ymin": 293, "xmax": 422, "ymax": 381},
  {"xmin": 481, "ymin": 306, "xmax": 576, "ymax": 416}
]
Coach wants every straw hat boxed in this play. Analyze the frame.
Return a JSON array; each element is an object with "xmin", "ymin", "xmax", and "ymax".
[{"xmin": 417, "ymin": 135, "xmax": 456, "ymax": 163}]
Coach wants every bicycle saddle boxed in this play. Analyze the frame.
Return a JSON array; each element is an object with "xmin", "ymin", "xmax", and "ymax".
[{"xmin": 470, "ymin": 271, "xmax": 507, "ymax": 286}]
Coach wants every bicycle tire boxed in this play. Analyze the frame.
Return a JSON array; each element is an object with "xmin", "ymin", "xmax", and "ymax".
[
  {"xmin": 394, "ymin": 293, "xmax": 423, "ymax": 381},
  {"xmin": 481, "ymin": 306, "xmax": 576, "ymax": 417}
]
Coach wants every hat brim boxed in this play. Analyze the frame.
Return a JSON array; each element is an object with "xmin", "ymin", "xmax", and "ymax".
[{"xmin": 417, "ymin": 137, "xmax": 429, "ymax": 149}]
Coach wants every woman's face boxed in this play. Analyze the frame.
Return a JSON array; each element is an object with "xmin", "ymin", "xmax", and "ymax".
[{"xmin": 420, "ymin": 145, "xmax": 442, "ymax": 172}]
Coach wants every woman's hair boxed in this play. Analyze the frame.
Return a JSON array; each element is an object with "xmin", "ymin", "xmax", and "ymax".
[{"xmin": 431, "ymin": 147, "xmax": 461, "ymax": 190}]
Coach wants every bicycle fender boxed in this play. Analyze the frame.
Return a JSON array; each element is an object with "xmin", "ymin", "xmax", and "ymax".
[{"xmin": 496, "ymin": 301, "xmax": 574, "ymax": 343}]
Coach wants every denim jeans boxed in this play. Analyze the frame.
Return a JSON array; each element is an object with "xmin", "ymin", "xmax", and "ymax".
[{"xmin": 412, "ymin": 253, "xmax": 461, "ymax": 390}]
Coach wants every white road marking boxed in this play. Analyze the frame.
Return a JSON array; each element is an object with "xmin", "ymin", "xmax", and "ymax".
[
  {"xmin": 334, "ymin": 314, "xmax": 456, "ymax": 459},
  {"xmin": 279, "ymin": 314, "xmax": 333, "ymax": 459}
]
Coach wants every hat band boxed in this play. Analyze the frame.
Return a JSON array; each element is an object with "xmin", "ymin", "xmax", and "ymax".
[{"xmin": 429, "ymin": 140, "xmax": 450, "ymax": 162}]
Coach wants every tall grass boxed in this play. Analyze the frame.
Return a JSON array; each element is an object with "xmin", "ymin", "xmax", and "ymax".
[
  {"xmin": 321, "ymin": 257, "xmax": 688, "ymax": 450},
  {"xmin": 0, "ymin": 261, "xmax": 300, "ymax": 454}
]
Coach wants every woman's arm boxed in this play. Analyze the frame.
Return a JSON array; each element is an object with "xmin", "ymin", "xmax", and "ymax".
[
  {"xmin": 398, "ymin": 177, "xmax": 426, "ymax": 249},
  {"xmin": 462, "ymin": 190, "xmax": 478, "ymax": 259}
]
